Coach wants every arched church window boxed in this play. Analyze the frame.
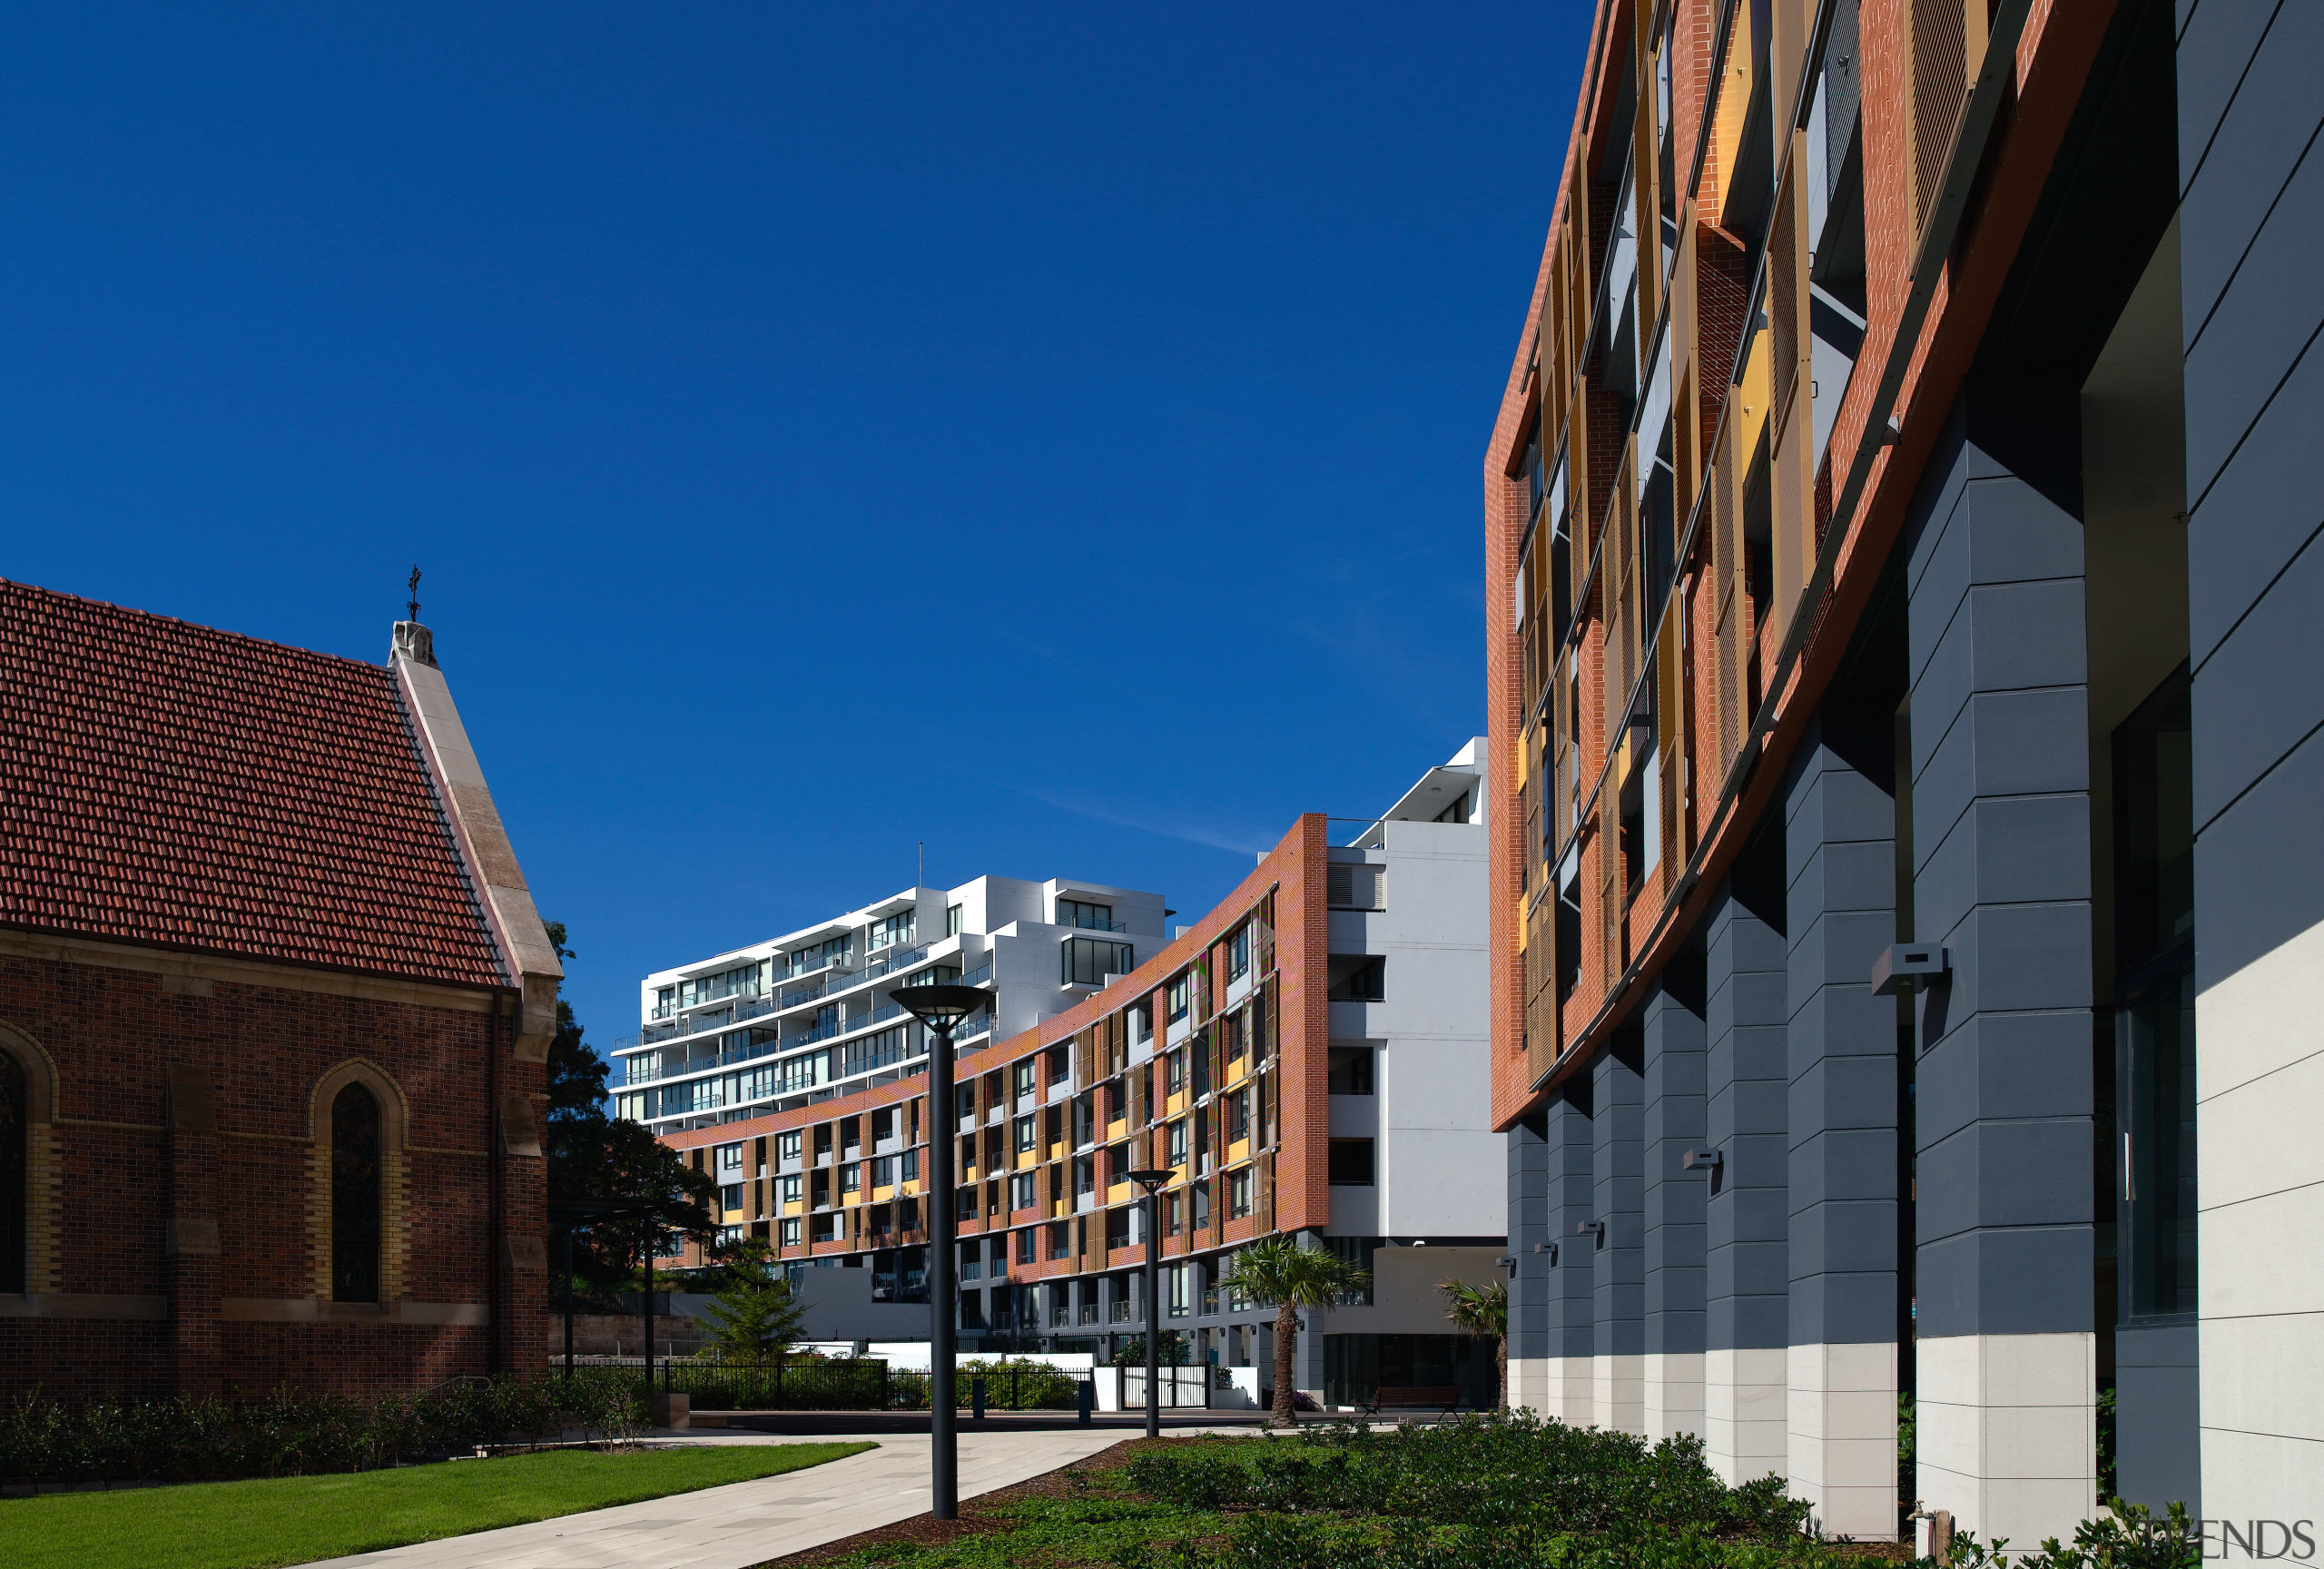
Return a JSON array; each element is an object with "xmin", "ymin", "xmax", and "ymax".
[
  {"xmin": 331, "ymin": 1082, "xmax": 381, "ymax": 1302},
  {"xmin": 0, "ymin": 1051, "xmax": 25, "ymax": 1294}
]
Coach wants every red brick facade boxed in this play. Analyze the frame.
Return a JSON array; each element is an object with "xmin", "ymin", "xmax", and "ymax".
[{"xmin": 0, "ymin": 584, "xmax": 557, "ymax": 1396}]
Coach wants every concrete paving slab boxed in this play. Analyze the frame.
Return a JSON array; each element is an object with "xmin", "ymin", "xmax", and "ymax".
[{"xmin": 293, "ymin": 1426, "xmax": 1252, "ymax": 1569}]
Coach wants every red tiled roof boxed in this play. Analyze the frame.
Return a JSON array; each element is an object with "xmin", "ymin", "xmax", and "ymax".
[{"xmin": 0, "ymin": 579, "xmax": 507, "ymax": 989}]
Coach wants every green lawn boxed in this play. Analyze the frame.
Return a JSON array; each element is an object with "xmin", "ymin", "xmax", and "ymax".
[{"xmin": 0, "ymin": 1441, "xmax": 872, "ymax": 1569}]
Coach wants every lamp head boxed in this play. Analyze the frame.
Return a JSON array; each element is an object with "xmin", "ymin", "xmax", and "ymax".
[
  {"xmin": 1126, "ymin": 1168, "xmax": 1177, "ymax": 1193},
  {"xmin": 891, "ymin": 983, "xmax": 989, "ymax": 1028}
]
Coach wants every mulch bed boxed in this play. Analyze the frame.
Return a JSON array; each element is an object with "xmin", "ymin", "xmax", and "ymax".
[{"xmin": 753, "ymin": 1438, "xmax": 1154, "ymax": 1567}]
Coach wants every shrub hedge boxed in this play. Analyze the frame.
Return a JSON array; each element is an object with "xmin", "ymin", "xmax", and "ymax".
[
  {"xmin": 1115, "ymin": 1415, "xmax": 1817, "ymax": 1569},
  {"xmin": 0, "ymin": 1372, "xmax": 645, "ymax": 1489}
]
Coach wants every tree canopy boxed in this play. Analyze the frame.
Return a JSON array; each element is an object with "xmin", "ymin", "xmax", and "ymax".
[{"xmin": 543, "ymin": 920, "xmax": 715, "ymax": 1304}]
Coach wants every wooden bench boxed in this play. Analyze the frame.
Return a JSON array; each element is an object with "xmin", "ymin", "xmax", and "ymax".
[{"xmin": 1359, "ymin": 1385, "xmax": 1462, "ymax": 1421}]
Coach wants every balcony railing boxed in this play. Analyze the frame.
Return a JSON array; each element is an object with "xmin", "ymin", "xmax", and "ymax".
[{"xmin": 614, "ymin": 947, "xmax": 941, "ymax": 1055}]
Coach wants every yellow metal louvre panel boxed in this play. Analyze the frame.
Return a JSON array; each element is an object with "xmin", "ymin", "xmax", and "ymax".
[
  {"xmin": 1768, "ymin": 158, "xmax": 1802, "ymax": 448},
  {"xmin": 1709, "ymin": 415, "xmax": 1742, "ymax": 787},
  {"xmin": 1658, "ymin": 615, "xmax": 1685, "ymax": 903},
  {"xmin": 1597, "ymin": 799, "xmax": 1620, "ymax": 999}
]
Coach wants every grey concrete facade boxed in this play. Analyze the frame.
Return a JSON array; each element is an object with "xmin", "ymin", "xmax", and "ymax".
[
  {"xmin": 2176, "ymin": 0, "xmax": 2324, "ymax": 1519},
  {"xmin": 1507, "ymin": 1111, "xmax": 1551, "ymax": 1414},
  {"xmin": 1704, "ymin": 878, "xmax": 1790, "ymax": 1485},
  {"xmin": 1782, "ymin": 715, "xmax": 1903, "ymax": 1536},
  {"xmin": 1904, "ymin": 406, "xmax": 2097, "ymax": 1535},
  {"xmin": 1641, "ymin": 972, "xmax": 1708, "ymax": 1442},
  {"xmin": 1547, "ymin": 1081, "xmax": 1596, "ymax": 1420},
  {"xmin": 1592, "ymin": 1037, "xmax": 1646, "ymax": 1431}
]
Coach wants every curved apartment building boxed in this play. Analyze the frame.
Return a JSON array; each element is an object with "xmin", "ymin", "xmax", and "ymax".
[{"xmin": 637, "ymin": 744, "xmax": 1504, "ymax": 1402}]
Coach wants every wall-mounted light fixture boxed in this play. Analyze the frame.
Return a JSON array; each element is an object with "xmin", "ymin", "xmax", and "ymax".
[
  {"xmin": 1871, "ymin": 944, "xmax": 1950, "ymax": 995},
  {"xmin": 1681, "ymin": 1147, "xmax": 1723, "ymax": 1172},
  {"xmin": 1578, "ymin": 1219, "xmax": 1607, "ymax": 1248}
]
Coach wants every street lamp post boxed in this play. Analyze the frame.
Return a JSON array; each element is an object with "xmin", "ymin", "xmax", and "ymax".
[
  {"xmin": 892, "ymin": 983, "xmax": 989, "ymax": 1523},
  {"xmin": 1125, "ymin": 1169, "xmax": 1177, "ymax": 1439}
]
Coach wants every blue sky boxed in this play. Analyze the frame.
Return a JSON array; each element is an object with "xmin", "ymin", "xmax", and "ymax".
[{"xmin": 1, "ymin": 4, "xmax": 1588, "ymax": 1053}]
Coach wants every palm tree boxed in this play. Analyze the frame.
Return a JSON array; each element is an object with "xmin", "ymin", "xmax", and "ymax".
[
  {"xmin": 1217, "ymin": 1236, "xmax": 1369, "ymax": 1427},
  {"xmin": 1440, "ymin": 1275, "xmax": 1508, "ymax": 1409}
]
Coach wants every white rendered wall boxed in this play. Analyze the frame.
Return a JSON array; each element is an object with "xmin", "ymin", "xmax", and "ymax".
[
  {"xmin": 1788, "ymin": 1339, "xmax": 1903, "ymax": 1540},
  {"xmin": 1707, "ymin": 1347, "xmax": 1787, "ymax": 1485},
  {"xmin": 1916, "ymin": 1333, "xmax": 2094, "ymax": 1545},
  {"xmin": 1324, "ymin": 819, "xmax": 1497, "ymax": 1241},
  {"xmin": 2198, "ymin": 916, "xmax": 2324, "ymax": 1524}
]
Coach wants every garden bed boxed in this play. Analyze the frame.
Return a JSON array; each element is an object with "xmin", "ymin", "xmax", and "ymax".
[{"xmin": 753, "ymin": 1417, "xmax": 1918, "ymax": 1569}]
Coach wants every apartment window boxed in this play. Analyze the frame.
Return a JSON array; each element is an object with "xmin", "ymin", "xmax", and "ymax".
[
  {"xmin": 1166, "ymin": 1192, "xmax": 1184, "ymax": 1237},
  {"xmin": 1167, "ymin": 1120, "xmax": 1188, "ymax": 1167},
  {"xmin": 716, "ymin": 1142, "xmax": 744, "ymax": 1176},
  {"xmin": 1326, "ymin": 863, "xmax": 1386, "ymax": 911},
  {"xmin": 947, "ymin": 903, "xmax": 964, "ymax": 937},
  {"xmin": 1227, "ymin": 925, "xmax": 1250, "ymax": 981},
  {"xmin": 779, "ymin": 1218, "xmax": 802, "ymax": 1246},
  {"xmin": 871, "ymin": 1157, "xmax": 896, "ymax": 1188},
  {"xmin": 1433, "ymin": 793, "xmax": 1472, "ymax": 824},
  {"xmin": 810, "ymin": 1215, "xmax": 838, "ymax": 1244},
  {"xmin": 1012, "ymin": 1060, "xmax": 1038, "ymax": 1100},
  {"xmin": 1227, "ymin": 1090, "xmax": 1251, "ymax": 1144},
  {"xmin": 1044, "ymin": 1104, "xmax": 1064, "ymax": 1149},
  {"xmin": 870, "ymin": 911, "xmax": 916, "ymax": 952},
  {"xmin": 778, "ymin": 1130, "xmax": 803, "ymax": 1164},
  {"xmin": 1228, "ymin": 1169, "xmax": 1253, "ymax": 1219},
  {"xmin": 1328, "ymin": 1138, "xmax": 1376, "ymax": 1186},
  {"xmin": 1326, "ymin": 955, "xmax": 1385, "ymax": 1002},
  {"xmin": 779, "ymin": 1174, "xmax": 803, "ymax": 1205},
  {"xmin": 1327, "ymin": 1047, "xmax": 1374, "ymax": 1095},
  {"xmin": 1015, "ymin": 1228, "xmax": 1036, "ymax": 1266},
  {"xmin": 841, "ymin": 1163, "xmax": 861, "ymax": 1196},
  {"xmin": 1167, "ymin": 1264, "xmax": 1190, "ymax": 1317},
  {"xmin": 1062, "ymin": 937, "xmax": 1134, "ymax": 987},
  {"xmin": 901, "ymin": 1149, "xmax": 920, "ymax": 1182},
  {"xmin": 720, "ymin": 1183, "xmax": 744, "ymax": 1213},
  {"xmin": 1075, "ymin": 1155, "xmax": 1096, "ymax": 1195},
  {"xmin": 654, "ymin": 985, "xmax": 678, "ymax": 1020},
  {"xmin": 1166, "ymin": 1051, "xmax": 1185, "ymax": 1093},
  {"xmin": 1167, "ymin": 976, "xmax": 1190, "ymax": 1022},
  {"xmin": 1014, "ymin": 1113, "xmax": 1038, "ymax": 1153},
  {"xmin": 1224, "ymin": 1012, "xmax": 1247, "ymax": 1063},
  {"xmin": 1011, "ymin": 1172, "xmax": 1037, "ymax": 1211},
  {"xmin": 963, "ymin": 1241, "xmax": 982, "ymax": 1281},
  {"xmin": 1048, "ymin": 1221, "xmax": 1071, "ymax": 1259},
  {"xmin": 1059, "ymin": 899, "xmax": 1114, "ymax": 930}
]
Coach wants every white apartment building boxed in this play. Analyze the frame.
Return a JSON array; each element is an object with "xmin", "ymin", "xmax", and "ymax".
[{"xmin": 611, "ymin": 877, "xmax": 1168, "ymax": 1135}]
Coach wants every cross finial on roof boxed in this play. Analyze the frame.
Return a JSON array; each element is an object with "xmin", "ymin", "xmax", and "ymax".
[{"xmin": 406, "ymin": 565, "xmax": 422, "ymax": 624}]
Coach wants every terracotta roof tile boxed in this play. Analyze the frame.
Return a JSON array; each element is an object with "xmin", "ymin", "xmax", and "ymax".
[{"xmin": 0, "ymin": 579, "xmax": 507, "ymax": 989}]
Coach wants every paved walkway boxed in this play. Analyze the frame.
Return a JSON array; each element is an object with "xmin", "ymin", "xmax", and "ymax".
[{"xmin": 300, "ymin": 1426, "xmax": 1245, "ymax": 1569}]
